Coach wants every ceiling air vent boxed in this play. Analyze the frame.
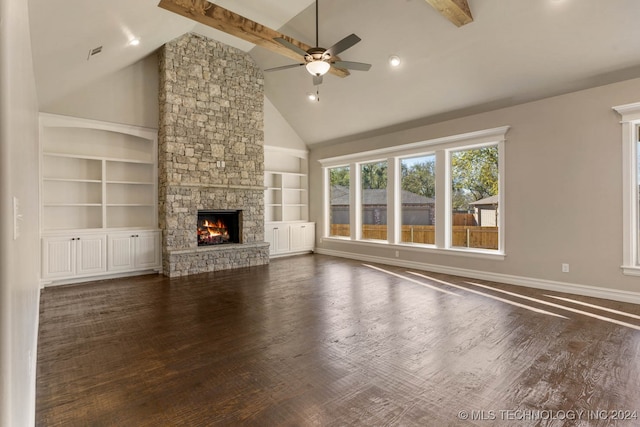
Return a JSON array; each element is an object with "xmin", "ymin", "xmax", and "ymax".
[{"xmin": 87, "ymin": 46, "xmax": 103, "ymax": 60}]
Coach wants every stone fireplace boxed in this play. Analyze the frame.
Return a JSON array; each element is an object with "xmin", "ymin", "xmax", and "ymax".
[{"xmin": 158, "ymin": 33, "xmax": 269, "ymax": 277}]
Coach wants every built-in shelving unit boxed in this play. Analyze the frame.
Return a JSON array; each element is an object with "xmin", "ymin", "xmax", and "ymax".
[
  {"xmin": 39, "ymin": 113, "xmax": 161, "ymax": 283},
  {"xmin": 264, "ymin": 146, "xmax": 315, "ymax": 256},
  {"xmin": 40, "ymin": 117, "xmax": 157, "ymax": 231},
  {"xmin": 264, "ymin": 171, "xmax": 308, "ymax": 222}
]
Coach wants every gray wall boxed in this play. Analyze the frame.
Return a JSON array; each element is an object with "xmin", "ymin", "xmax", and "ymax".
[
  {"xmin": 0, "ymin": 0, "xmax": 41, "ymax": 425},
  {"xmin": 310, "ymin": 77, "xmax": 640, "ymax": 296},
  {"xmin": 41, "ymin": 54, "xmax": 159, "ymax": 129}
]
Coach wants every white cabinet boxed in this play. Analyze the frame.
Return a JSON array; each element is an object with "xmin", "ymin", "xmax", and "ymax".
[
  {"xmin": 265, "ymin": 223, "xmax": 291, "ymax": 255},
  {"xmin": 264, "ymin": 147, "xmax": 314, "ymax": 257},
  {"xmin": 265, "ymin": 222, "xmax": 315, "ymax": 257},
  {"xmin": 290, "ymin": 223, "xmax": 315, "ymax": 252},
  {"xmin": 39, "ymin": 114, "xmax": 161, "ymax": 284},
  {"xmin": 42, "ymin": 231, "xmax": 160, "ymax": 282},
  {"xmin": 107, "ymin": 231, "xmax": 161, "ymax": 272},
  {"xmin": 42, "ymin": 234, "xmax": 107, "ymax": 280}
]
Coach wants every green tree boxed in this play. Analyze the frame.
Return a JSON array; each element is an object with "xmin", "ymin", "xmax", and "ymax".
[
  {"xmin": 329, "ymin": 166, "xmax": 350, "ymax": 187},
  {"xmin": 451, "ymin": 146, "xmax": 498, "ymax": 210},
  {"xmin": 361, "ymin": 162, "xmax": 387, "ymax": 189},
  {"xmin": 401, "ymin": 158, "xmax": 436, "ymax": 199}
]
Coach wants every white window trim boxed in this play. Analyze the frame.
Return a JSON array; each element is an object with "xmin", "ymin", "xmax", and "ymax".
[
  {"xmin": 321, "ymin": 126, "xmax": 509, "ymax": 258},
  {"xmin": 613, "ymin": 102, "xmax": 640, "ymax": 276}
]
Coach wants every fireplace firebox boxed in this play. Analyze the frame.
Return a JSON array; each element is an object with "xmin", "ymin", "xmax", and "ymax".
[{"xmin": 197, "ymin": 210, "xmax": 242, "ymax": 246}]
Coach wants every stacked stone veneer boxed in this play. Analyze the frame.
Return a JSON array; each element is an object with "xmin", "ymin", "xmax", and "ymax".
[{"xmin": 158, "ymin": 33, "xmax": 269, "ymax": 277}]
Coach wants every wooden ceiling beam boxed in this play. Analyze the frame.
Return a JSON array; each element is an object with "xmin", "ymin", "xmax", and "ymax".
[
  {"xmin": 157, "ymin": 0, "xmax": 349, "ymax": 77},
  {"xmin": 424, "ymin": 0, "xmax": 473, "ymax": 27}
]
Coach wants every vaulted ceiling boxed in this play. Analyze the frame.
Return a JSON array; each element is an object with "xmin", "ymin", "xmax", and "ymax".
[{"xmin": 29, "ymin": 0, "xmax": 640, "ymax": 146}]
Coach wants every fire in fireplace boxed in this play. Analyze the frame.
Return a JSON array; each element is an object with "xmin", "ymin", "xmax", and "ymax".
[{"xmin": 197, "ymin": 210, "xmax": 242, "ymax": 246}]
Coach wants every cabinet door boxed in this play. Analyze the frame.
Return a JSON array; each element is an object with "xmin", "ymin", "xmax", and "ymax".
[
  {"xmin": 265, "ymin": 224, "xmax": 290, "ymax": 255},
  {"xmin": 264, "ymin": 225, "xmax": 276, "ymax": 254},
  {"xmin": 42, "ymin": 236, "xmax": 75, "ymax": 279},
  {"xmin": 302, "ymin": 223, "xmax": 315, "ymax": 250},
  {"xmin": 274, "ymin": 226, "xmax": 290, "ymax": 253},
  {"xmin": 107, "ymin": 233, "xmax": 135, "ymax": 272},
  {"xmin": 290, "ymin": 223, "xmax": 315, "ymax": 252},
  {"xmin": 289, "ymin": 224, "xmax": 305, "ymax": 252},
  {"xmin": 134, "ymin": 231, "xmax": 160, "ymax": 269},
  {"xmin": 75, "ymin": 234, "xmax": 107, "ymax": 276}
]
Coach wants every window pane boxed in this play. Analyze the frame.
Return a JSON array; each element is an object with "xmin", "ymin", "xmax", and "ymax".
[
  {"xmin": 451, "ymin": 145, "xmax": 499, "ymax": 250},
  {"xmin": 329, "ymin": 166, "xmax": 350, "ymax": 237},
  {"xmin": 361, "ymin": 161, "xmax": 388, "ymax": 240},
  {"xmin": 400, "ymin": 155, "xmax": 436, "ymax": 244}
]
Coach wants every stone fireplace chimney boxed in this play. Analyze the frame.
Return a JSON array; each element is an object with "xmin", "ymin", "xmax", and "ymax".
[{"xmin": 158, "ymin": 33, "xmax": 269, "ymax": 277}]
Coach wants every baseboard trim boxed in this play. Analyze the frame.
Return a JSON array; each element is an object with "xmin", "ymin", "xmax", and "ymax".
[
  {"xmin": 42, "ymin": 269, "xmax": 161, "ymax": 287},
  {"xmin": 316, "ymin": 248, "xmax": 640, "ymax": 305}
]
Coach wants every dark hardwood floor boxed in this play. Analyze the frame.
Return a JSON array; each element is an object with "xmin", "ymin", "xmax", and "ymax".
[{"xmin": 36, "ymin": 254, "xmax": 640, "ymax": 426}]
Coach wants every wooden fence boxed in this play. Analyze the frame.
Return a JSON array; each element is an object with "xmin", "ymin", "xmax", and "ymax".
[{"xmin": 330, "ymin": 224, "xmax": 498, "ymax": 249}]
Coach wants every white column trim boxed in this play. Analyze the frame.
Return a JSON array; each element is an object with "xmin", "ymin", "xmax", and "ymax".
[{"xmin": 613, "ymin": 102, "xmax": 640, "ymax": 275}]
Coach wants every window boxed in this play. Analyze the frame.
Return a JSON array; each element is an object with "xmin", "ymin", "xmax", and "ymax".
[
  {"xmin": 613, "ymin": 102, "xmax": 640, "ymax": 275},
  {"xmin": 328, "ymin": 166, "xmax": 350, "ymax": 237},
  {"xmin": 450, "ymin": 145, "xmax": 499, "ymax": 250},
  {"xmin": 400, "ymin": 155, "xmax": 436, "ymax": 245},
  {"xmin": 320, "ymin": 126, "xmax": 508, "ymax": 258},
  {"xmin": 361, "ymin": 161, "xmax": 388, "ymax": 241}
]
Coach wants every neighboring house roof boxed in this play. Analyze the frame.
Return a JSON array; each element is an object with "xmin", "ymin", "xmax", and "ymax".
[
  {"xmin": 469, "ymin": 195, "xmax": 499, "ymax": 206},
  {"xmin": 331, "ymin": 186, "xmax": 434, "ymax": 206}
]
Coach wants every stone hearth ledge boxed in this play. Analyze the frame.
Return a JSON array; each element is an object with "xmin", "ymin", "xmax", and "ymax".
[
  {"xmin": 165, "ymin": 242, "xmax": 270, "ymax": 277},
  {"xmin": 169, "ymin": 242, "xmax": 269, "ymax": 255}
]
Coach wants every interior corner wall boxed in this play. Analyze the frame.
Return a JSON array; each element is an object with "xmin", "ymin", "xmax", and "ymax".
[
  {"xmin": 0, "ymin": 0, "xmax": 42, "ymax": 425},
  {"xmin": 309, "ymin": 77, "xmax": 640, "ymax": 299},
  {"xmin": 40, "ymin": 54, "xmax": 159, "ymax": 129},
  {"xmin": 264, "ymin": 96, "xmax": 307, "ymax": 151}
]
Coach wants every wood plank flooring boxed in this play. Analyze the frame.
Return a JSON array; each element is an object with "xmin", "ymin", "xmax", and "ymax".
[{"xmin": 36, "ymin": 254, "xmax": 640, "ymax": 426}]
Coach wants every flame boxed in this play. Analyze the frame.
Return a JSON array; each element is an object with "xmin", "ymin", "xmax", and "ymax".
[{"xmin": 199, "ymin": 219, "xmax": 229, "ymax": 238}]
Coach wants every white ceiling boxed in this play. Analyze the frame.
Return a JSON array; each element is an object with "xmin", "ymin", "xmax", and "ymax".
[{"xmin": 29, "ymin": 0, "xmax": 640, "ymax": 146}]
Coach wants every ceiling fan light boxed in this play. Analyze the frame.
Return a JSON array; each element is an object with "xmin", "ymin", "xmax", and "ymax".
[{"xmin": 306, "ymin": 60, "xmax": 331, "ymax": 76}]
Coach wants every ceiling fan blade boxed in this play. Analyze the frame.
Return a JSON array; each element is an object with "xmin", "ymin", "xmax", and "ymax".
[
  {"xmin": 325, "ymin": 34, "xmax": 361, "ymax": 57},
  {"xmin": 332, "ymin": 61, "xmax": 371, "ymax": 72},
  {"xmin": 313, "ymin": 75, "xmax": 323, "ymax": 86},
  {"xmin": 264, "ymin": 63, "xmax": 305, "ymax": 72},
  {"xmin": 274, "ymin": 37, "xmax": 309, "ymax": 58}
]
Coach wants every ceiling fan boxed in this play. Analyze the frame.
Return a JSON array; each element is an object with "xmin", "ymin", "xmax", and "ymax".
[{"xmin": 264, "ymin": 0, "xmax": 371, "ymax": 86}]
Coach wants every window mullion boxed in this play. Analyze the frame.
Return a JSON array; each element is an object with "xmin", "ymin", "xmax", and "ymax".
[
  {"xmin": 435, "ymin": 149, "xmax": 448, "ymax": 249},
  {"xmin": 388, "ymin": 157, "xmax": 400, "ymax": 244},
  {"xmin": 351, "ymin": 162, "xmax": 361, "ymax": 241}
]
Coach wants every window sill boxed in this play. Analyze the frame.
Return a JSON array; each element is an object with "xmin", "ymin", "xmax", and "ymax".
[
  {"xmin": 321, "ymin": 237, "xmax": 506, "ymax": 261},
  {"xmin": 621, "ymin": 265, "xmax": 640, "ymax": 276}
]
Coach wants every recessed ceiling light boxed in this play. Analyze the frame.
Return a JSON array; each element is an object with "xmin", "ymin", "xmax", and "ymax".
[
  {"xmin": 389, "ymin": 55, "xmax": 401, "ymax": 67},
  {"xmin": 307, "ymin": 92, "xmax": 318, "ymax": 102},
  {"xmin": 128, "ymin": 38, "xmax": 140, "ymax": 46}
]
